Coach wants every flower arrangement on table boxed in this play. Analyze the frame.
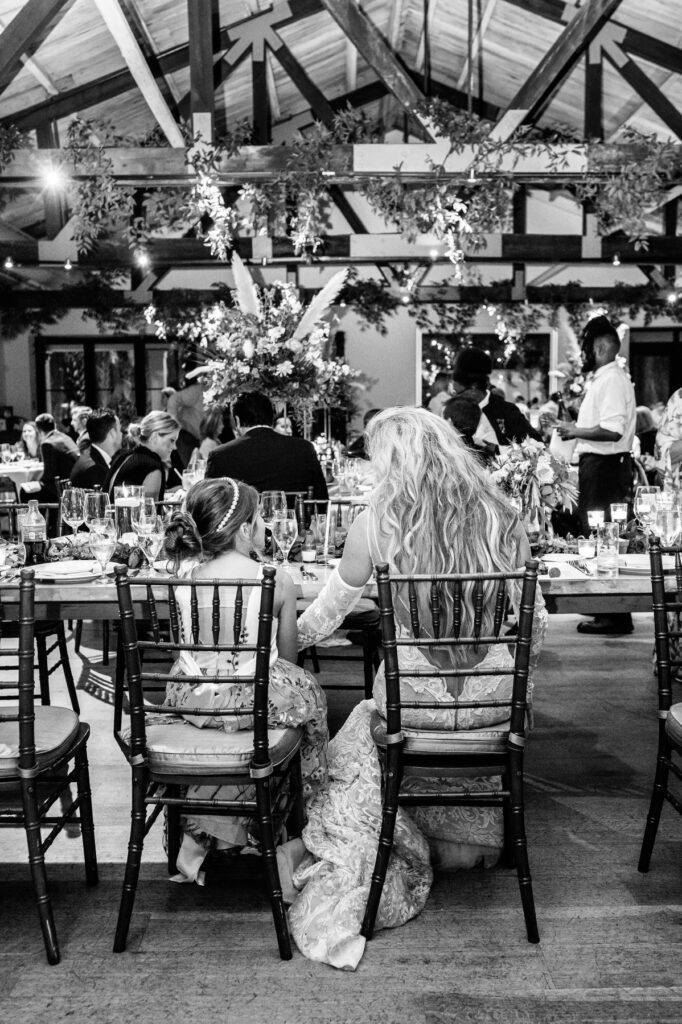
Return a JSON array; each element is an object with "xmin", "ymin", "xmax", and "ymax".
[
  {"xmin": 146, "ymin": 254, "xmax": 361, "ymax": 433},
  {"xmin": 490, "ymin": 438, "xmax": 578, "ymax": 527}
]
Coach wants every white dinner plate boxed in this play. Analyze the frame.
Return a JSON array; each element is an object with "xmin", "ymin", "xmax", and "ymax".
[
  {"xmin": 32, "ymin": 559, "xmax": 112, "ymax": 582},
  {"xmin": 619, "ymin": 554, "xmax": 676, "ymax": 576}
]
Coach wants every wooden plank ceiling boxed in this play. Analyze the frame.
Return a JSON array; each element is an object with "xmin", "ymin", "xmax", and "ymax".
[{"xmin": 0, "ymin": 0, "xmax": 680, "ymax": 293}]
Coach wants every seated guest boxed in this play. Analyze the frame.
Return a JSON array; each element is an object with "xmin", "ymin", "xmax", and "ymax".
[
  {"xmin": 159, "ymin": 477, "xmax": 328, "ymax": 882},
  {"xmin": 345, "ymin": 408, "xmax": 382, "ymax": 460},
  {"xmin": 206, "ymin": 392, "xmax": 328, "ymax": 499},
  {"xmin": 274, "ymin": 414, "xmax": 293, "ymax": 436},
  {"xmin": 426, "ymin": 372, "xmax": 452, "ymax": 416},
  {"xmin": 103, "ymin": 411, "xmax": 180, "ymax": 501},
  {"xmin": 451, "ymin": 348, "xmax": 542, "ymax": 448},
  {"xmin": 71, "ymin": 405, "xmax": 93, "ymax": 452},
  {"xmin": 70, "ymin": 409, "xmax": 122, "ymax": 489},
  {"xmin": 634, "ymin": 405, "xmax": 657, "ymax": 459},
  {"xmin": 20, "ymin": 420, "xmax": 40, "ymax": 459},
  {"xmin": 284, "ymin": 407, "xmax": 547, "ymax": 969},
  {"xmin": 198, "ymin": 406, "xmax": 225, "ymax": 459},
  {"xmin": 21, "ymin": 413, "xmax": 79, "ymax": 502},
  {"xmin": 442, "ymin": 394, "xmax": 496, "ymax": 462}
]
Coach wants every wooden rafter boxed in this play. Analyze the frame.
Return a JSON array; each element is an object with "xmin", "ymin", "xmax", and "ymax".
[
  {"xmin": 269, "ymin": 38, "xmax": 336, "ymax": 126},
  {"xmin": 415, "ymin": 0, "xmax": 439, "ymax": 74},
  {"xmin": 118, "ymin": 0, "xmax": 179, "ymax": 108},
  {"xmin": 0, "ymin": 0, "xmax": 74, "ymax": 97},
  {"xmin": 319, "ymin": 0, "xmax": 432, "ymax": 134},
  {"xmin": 0, "ymin": 14, "xmax": 59, "ymax": 95},
  {"xmin": 93, "ymin": 0, "xmax": 184, "ymax": 146},
  {"xmin": 345, "ymin": 40, "xmax": 356, "ymax": 92},
  {"xmin": 598, "ymin": 25, "xmax": 682, "ymax": 140},
  {"xmin": 491, "ymin": 0, "xmax": 625, "ymax": 141},
  {"xmin": 456, "ymin": 0, "xmax": 498, "ymax": 90},
  {"xmin": 2, "ymin": 232, "xmax": 682, "ymax": 269}
]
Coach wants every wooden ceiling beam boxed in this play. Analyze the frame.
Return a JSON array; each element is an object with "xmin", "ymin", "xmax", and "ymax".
[
  {"xmin": 0, "ymin": 0, "xmax": 75, "ymax": 97},
  {"xmin": 2, "ymin": 141, "xmax": 681, "ymax": 185},
  {"xmin": 187, "ymin": 0, "xmax": 216, "ymax": 140},
  {"xmin": 491, "ymin": 0, "xmax": 625, "ymax": 141},
  {"xmin": 319, "ymin": 0, "xmax": 432, "ymax": 134},
  {"xmin": 268, "ymin": 38, "xmax": 336, "ymax": 126},
  {"xmin": 456, "ymin": 0, "xmax": 499, "ymax": 90},
  {"xmin": 600, "ymin": 29, "xmax": 682, "ymax": 140},
  {"xmin": 0, "ymin": 13, "xmax": 59, "ymax": 96},
  {"xmin": 92, "ymin": 0, "xmax": 184, "ymax": 146},
  {"xmin": 3, "ymin": 232, "xmax": 682, "ymax": 268},
  {"xmin": 118, "ymin": 0, "xmax": 179, "ymax": 110}
]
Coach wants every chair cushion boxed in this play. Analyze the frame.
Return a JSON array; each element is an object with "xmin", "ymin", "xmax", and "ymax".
[
  {"xmin": 0, "ymin": 705, "xmax": 80, "ymax": 779},
  {"xmin": 140, "ymin": 722, "xmax": 303, "ymax": 776},
  {"xmin": 370, "ymin": 709, "xmax": 510, "ymax": 756},
  {"xmin": 665, "ymin": 704, "xmax": 682, "ymax": 749}
]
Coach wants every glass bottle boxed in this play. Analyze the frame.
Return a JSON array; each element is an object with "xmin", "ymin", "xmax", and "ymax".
[{"xmin": 21, "ymin": 500, "xmax": 47, "ymax": 566}]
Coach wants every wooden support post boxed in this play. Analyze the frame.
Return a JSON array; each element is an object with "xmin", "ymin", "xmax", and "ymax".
[
  {"xmin": 511, "ymin": 186, "xmax": 526, "ymax": 301},
  {"xmin": 584, "ymin": 37, "xmax": 603, "ymax": 140},
  {"xmin": 252, "ymin": 54, "xmax": 271, "ymax": 144},
  {"xmin": 35, "ymin": 120, "xmax": 67, "ymax": 239},
  {"xmin": 663, "ymin": 198, "xmax": 679, "ymax": 285},
  {"xmin": 187, "ymin": 0, "xmax": 215, "ymax": 140}
]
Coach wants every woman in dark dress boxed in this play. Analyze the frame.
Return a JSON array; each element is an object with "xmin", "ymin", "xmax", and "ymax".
[{"xmin": 104, "ymin": 411, "xmax": 180, "ymax": 500}]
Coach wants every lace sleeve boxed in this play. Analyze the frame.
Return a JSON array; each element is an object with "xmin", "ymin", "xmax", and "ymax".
[{"xmin": 297, "ymin": 568, "xmax": 367, "ymax": 651}]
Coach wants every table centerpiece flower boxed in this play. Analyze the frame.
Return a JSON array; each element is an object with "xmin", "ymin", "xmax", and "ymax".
[
  {"xmin": 490, "ymin": 437, "xmax": 578, "ymax": 544},
  {"xmin": 146, "ymin": 253, "xmax": 361, "ymax": 437}
]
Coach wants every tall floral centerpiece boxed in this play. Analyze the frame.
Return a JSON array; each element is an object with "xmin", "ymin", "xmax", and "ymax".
[
  {"xmin": 146, "ymin": 254, "xmax": 359, "ymax": 438},
  {"xmin": 490, "ymin": 438, "xmax": 578, "ymax": 544}
]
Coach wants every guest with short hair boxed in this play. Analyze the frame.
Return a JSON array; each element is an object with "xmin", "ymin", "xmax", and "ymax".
[
  {"xmin": 20, "ymin": 413, "xmax": 79, "ymax": 502},
  {"xmin": 206, "ymin": 392, "xmax": 328, "ymax": 499},
  {"xmin": 70, "ymin": 409, "xmax": 122, "ymax": 489}
]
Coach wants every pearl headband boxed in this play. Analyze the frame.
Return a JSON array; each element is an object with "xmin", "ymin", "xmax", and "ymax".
[{"xmin": 216, "ymin": 478, "xmax": 240, "ymax": 532}]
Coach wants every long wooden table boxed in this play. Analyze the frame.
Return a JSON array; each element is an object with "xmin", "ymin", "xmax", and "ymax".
[{"xmin": 0, "ymin": 562, "xmax": 656, "ymax": 620}]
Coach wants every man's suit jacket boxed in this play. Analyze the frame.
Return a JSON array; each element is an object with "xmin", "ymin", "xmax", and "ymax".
[
  {"xmin": 481, "ymin": 394, "xmax": 543, "ymax": 446},
  {"xmin": 206, "ymin": 427, "xmax": 329, "ymax": 499},
  {"xmin": 39, "ymin": 430, "xmax": 79, "ymax": 498},
  {"xmin": 70, "ymin": 446, "xmax": 109, "ymax": 489}
]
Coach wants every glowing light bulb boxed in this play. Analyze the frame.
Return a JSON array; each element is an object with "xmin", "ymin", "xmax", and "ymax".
[
  {"xmin": 136, "ymin": 250, "xmax": 151, "ymax": 270},
  {"xmin": 3, "ymin": 256, "xmax": 14, "ymax": 269},
  {"xmin": 64, "ymin": 258, "xmax": 72, "ymax": 271},
  {"xmin": 612, "ymin": 253, "xmax": 621, "ymax": 267},
  {"xmin": 41, "ymin": 165, "xmax": 67, "ymax": 190}
]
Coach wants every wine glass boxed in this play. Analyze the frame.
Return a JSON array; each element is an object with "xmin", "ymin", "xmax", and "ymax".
[
  {"xmin": 60, "ymin": 488, "xmax": 85, "ymax": 535},
  {"xmin": 259, "ymin": 490, "xmax": 287, "ymax": 529},
  {"xmin": 132, "ymin": 497, "xmax": 157, "ymax": 528},
  {"xmin": 635, "ymin": 486, "xmax": 660, "ymax": 533},
  {"xmin": 136, "ymin": 514, "xmax": 165, "ymax": 568},
  {"xmin": 271, "ymin": 510, "xmax": 298, "ymax": 565},
  {"xmin": 84, "ymin": 491, "xmax": 111, "ymax": 529},
  {"xmin": 88, "ymin": 518, "xmax": 116, "ymax": 584}
]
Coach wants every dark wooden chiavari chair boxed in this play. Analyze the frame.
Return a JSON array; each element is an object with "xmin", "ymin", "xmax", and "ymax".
[
  {"xmin": 0, "ymin": 502, "xmax": 79, "ymax": 713},
  {"xmin": 361, "ymin": 560, "xmax": 541, "ymax": 944},
  {"xmin": 0, "ymin": 569, "xmax": 98, "ymax": 964},
  {"xmin": 639, "ymin": 538, "xmax": 682, "ymax": 874},
  {"xmin": 112, "ymin": 564, "xmax": 305, "ymax": 959}
]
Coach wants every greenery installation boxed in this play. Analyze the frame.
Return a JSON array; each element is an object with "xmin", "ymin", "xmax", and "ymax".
[{"xmin": 0, "ymin": 100, "xmax": 680, "ymax": 369}]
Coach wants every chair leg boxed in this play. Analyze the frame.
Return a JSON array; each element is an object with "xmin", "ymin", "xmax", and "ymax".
[
  {"xmin": 361, "ymin": 745, "xmax": 402, "ymax": 940},
  {"xmin": 74, "ymin": 619, "xmax": 82, "ymax": 653},
  {"xmin": 36, "ymin": 635, "xmax": 50, "ymax": 706},
  {"xmin": 21, "ymin": 779, "xmax": 60, "ymax": 965},
  {"xmin": 639, "ymin": 729, "xmax": 671, "ymax": 872},
  {"xmin": 114, "ymin": 765, "xmax": 148, "ymax": 953},
  {"xmin": 287, "ymin": 750, "xmax": 307, "ymax": 838},
  {"xmin": 508, "ymin": 750, "xmax": 539, "ymax": 943},
  {"xmin": 254, "ymin": 774, "xmax": 292, "ymax": 960},
  {"xmin": 56, "ymin": 622, "xmax": 80, "ymax": 714},
  {"xmin": 166, "ymin": 797, "xmax": 181, "ymax": 875},
  {"xmin": 75, "ymin": 746, "xmax": 99, "ymax": 886},
  {"xmin": 102, "ymin": 620, "xmax": 110, "ymax": 666}
]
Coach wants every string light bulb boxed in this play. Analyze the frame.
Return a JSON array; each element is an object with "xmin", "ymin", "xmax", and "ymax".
[
  {"xmin": 64, "ymin": 258, "xmax": 72, "ymax": 271},
  {"xmin": 3, "ymin": 256, "xmax": 14, "ymax": 270},
  {"xmin": 612, "ymin": 253, "xmax": 621, "ymax": 267},
  {"xmin": 667, "ymin": 291, "xmax": 678, "ymax": 305},
  {"xmin": 135, "ymin": 249, "xmax": 151, "ymax": 270},
  {"xmin": 468, "ymin": 166, "xmax": 478, "ymax": 185}
]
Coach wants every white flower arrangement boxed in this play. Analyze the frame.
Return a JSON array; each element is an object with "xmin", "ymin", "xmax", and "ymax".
[{"xmin": 491, "ymin": 438, "xmax": 578, "ymax": 513}]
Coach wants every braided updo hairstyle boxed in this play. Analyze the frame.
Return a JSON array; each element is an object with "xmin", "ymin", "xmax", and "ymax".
[{"xmin": 164, "ymin": 478, "xmax": 258, "ymax": 565}]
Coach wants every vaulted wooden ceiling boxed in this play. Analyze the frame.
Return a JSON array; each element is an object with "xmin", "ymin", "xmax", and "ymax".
[{"xmin": 0, "ymin": 0, "xmax": 680, "ymax": 302}]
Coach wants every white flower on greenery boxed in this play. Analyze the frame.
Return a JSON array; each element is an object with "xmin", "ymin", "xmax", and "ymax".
[
  {"xmin": 288, "ymin": 340, "xmax": 303, "ymax": 354},
  {"xmin": 274, "ymin": 360, "xmax": 294, "ymax": 377}
]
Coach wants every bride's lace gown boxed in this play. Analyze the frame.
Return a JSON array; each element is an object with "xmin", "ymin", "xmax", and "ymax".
[{"xmin": 290, "ymin": 548, "xmax": 548, "ymax": 970}]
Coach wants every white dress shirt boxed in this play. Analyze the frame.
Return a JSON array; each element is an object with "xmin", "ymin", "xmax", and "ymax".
[{"xmin": 575, "ymin": 361, "xmax": 636, "ymax": 456}]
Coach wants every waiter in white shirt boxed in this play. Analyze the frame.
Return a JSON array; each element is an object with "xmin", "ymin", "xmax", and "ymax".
[{"xmin": 557, "ymin": 315, "xmax": 636, "ymax": 635}]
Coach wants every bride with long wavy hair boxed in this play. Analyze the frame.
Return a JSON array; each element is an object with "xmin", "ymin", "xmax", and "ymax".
[{"xmin": 287, "ymin": 406, "xmax": 547, "ymax": 971}]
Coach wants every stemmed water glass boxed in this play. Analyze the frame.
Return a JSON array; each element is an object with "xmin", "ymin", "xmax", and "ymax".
[
  {"xmin": 84, "ymin": 491, "xmax": 111, "ymax": 530},
  {"xmin": 88, "ymin": 517, "xmax": 116, "ymax": 584},
  {"xmin": 271, "ymin": 510, "xmax": 298, "ymax": 565},
  {"xmin": 60, "ymin": 488, "xmax": 85, "ymax": 535},
  {"xmin": 259, "ymin": 490, "xmax": 287, "ymax": 562},
  {"xmin": 136, "ymin": 514, "xmax": 165, "ymax": 569},
  {"xmin": 634, "ymin": 486, "xmax": 660, "ymax": 533}
]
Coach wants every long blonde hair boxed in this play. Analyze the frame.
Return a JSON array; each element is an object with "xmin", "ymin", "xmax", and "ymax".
[{"xmin": 366, "ymin": 407, "xmax": 521, "ymax": 659}]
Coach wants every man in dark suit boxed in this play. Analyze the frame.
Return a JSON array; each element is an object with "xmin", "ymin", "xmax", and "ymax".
[
  {"xmin": 21, "ymin": 413, "xmax": 79, "ymax": 502},
  {"xmin": 206, "ymin": 393, "xmax": 328, "ymax": 499},
  {"xmin": 70, "ymin": 408, "xmax": 122, "ymax": 489},
  {"xmin": 445, "ymin": 348, "xmax": 542, "ymax": 449}
]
